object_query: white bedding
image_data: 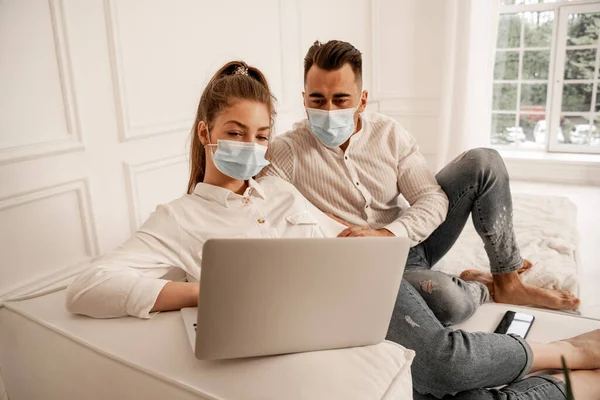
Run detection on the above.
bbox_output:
[433,194,579,295]
[0,290,414,400]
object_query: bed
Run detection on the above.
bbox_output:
[433,194,580,295]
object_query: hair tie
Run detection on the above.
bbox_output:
[234,65,249,76]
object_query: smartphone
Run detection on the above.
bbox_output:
[494,311,535,339]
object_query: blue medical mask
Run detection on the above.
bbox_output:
[206,128,270,180]
[306,102,362,147]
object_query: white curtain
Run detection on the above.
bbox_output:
[437,0,501,169]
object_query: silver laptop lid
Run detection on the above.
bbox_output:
[195,237,409,360]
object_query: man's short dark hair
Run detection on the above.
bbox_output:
[303,40,362,85]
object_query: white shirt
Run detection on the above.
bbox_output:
[260,111,449,246]
[66,177,346,319]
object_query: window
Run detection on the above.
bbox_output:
[492,0,600,154]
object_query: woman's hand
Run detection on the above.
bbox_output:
[150,282,199,312]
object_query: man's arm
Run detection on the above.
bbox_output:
[385,127,449,246]
[259,137,294,183]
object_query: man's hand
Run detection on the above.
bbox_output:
[325,213,395,237]
[338,226,395,237]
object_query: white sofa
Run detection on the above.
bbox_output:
[2,289,599,400]
[0,290,415,400]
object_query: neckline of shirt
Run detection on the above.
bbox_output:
[193,178,267,208]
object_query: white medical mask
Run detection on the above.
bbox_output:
[306,102,362,147]
[206,127,270,180]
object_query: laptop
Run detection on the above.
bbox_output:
[181,237,409,360]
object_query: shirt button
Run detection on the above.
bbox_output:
[355,182,360,186]
[345,156,348,160]
[242,198,250,204]
[365,205,369,209]
[257,218,265,224]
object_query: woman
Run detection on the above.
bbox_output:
[66,61,600,399]
[66,61,345,319]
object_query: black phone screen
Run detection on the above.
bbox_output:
[494,311,535,338]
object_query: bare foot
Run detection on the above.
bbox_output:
[459,260,534,295]
[552,369,600,400]
[530,330,600,374]
[460,270,494,294]
[518,259,534,274]
[493,271,580,310]
[558,329,600,370]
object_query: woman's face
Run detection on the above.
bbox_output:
[199,99,271,180]
[200,99,271,147]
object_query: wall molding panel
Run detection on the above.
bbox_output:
[105,0,292,142]
[124,155,188,231]
[104,0,190,142]
[0,0,84,165]
[0,179,100,257]
[0,179,100,296]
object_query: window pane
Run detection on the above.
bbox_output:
[521,83,547,108]
[564,49,597,80]
[497,14,522,49]
[493,84,518,110]
[527,116,548,145]
[491,114,520,144]
[557,115,596,145]
[524,11,554,48]
[561,84,593,112]
[593,117,600,146]
[494,51,520,80]
[567,12,600,46]
[596,94,600,112]
[519,114,544,143]
[522,50,550,79]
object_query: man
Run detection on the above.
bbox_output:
[262,40,579,324]
[258,40,593,398]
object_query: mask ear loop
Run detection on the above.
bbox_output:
[200,121,217,149]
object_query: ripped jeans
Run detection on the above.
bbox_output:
[386,148,567,399]
[406,147,524,326]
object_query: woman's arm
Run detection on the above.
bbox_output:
[66,204,198,319]
[150,282,199,312]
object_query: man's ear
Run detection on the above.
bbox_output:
[302,91,310,119]
[359,90,369,113]
[198,121,208,146]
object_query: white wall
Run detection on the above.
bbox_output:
[369,0,453,169]
[0,1,459,397]
[0,0,462,299]
[0,0,378,296]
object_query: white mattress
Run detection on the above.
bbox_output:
[433,194,579,295]
[0,290,414,400]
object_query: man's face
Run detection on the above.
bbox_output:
[303,64,368,128]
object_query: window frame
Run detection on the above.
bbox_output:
[493,0,600,155]
[548,2,600,154]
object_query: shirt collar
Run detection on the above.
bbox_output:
[247,178,267,200]
[193,178,266,207]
